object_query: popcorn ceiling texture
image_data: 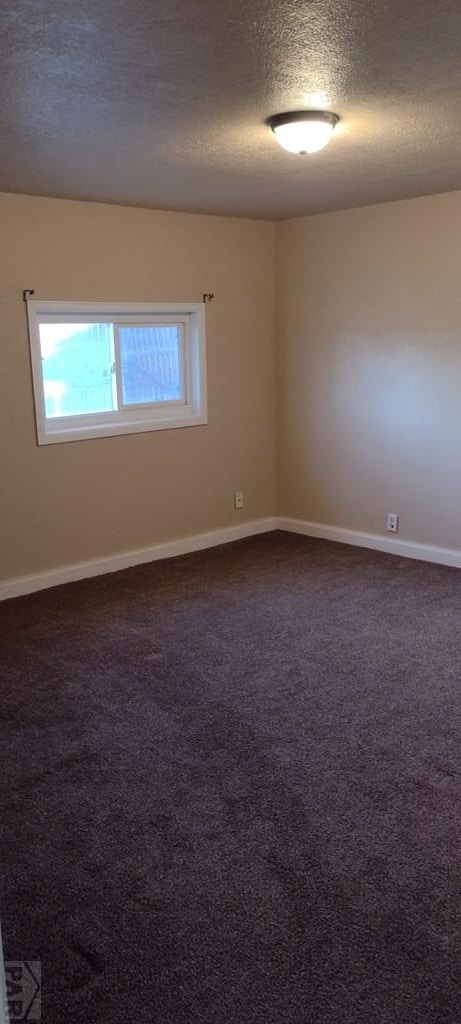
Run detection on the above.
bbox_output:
[1,0,461,218]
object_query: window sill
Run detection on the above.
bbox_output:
[38,412,208,445]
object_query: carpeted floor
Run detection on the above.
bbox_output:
[2,530,461,1023]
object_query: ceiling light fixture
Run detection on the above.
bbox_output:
[267,110,339,155]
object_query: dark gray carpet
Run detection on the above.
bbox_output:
[2,531,461,1023]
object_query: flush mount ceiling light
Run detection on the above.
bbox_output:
[267,110,339,154]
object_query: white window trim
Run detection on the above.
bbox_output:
[26,300,207,445]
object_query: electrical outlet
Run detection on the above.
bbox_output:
[234,490,244,510]
[387,513,399,533]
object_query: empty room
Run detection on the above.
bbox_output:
[2,1,461,1022]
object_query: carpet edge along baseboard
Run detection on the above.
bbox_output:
[1,515,459,600]
[0,518,278,601]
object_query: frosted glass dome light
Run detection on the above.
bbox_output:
[267,111,339,154]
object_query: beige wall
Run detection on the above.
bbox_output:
[0,194,276,581]
[277,191,461,550]
[4,187,461,584]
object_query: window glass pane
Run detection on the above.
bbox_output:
[118,325,183,405]
[39,323,114,418]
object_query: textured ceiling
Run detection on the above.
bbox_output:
[2,0,461,219]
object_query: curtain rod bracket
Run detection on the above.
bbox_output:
[202,293,214,304]
[23,289,35,302]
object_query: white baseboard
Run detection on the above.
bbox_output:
[2,514,459,601]
[0,517,278,602]
[278,516,461,569]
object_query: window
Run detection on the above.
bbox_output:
[27,300,207,444]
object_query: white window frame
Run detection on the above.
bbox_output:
[26,300,207,445]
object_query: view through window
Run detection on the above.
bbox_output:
[27,301,207,444]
